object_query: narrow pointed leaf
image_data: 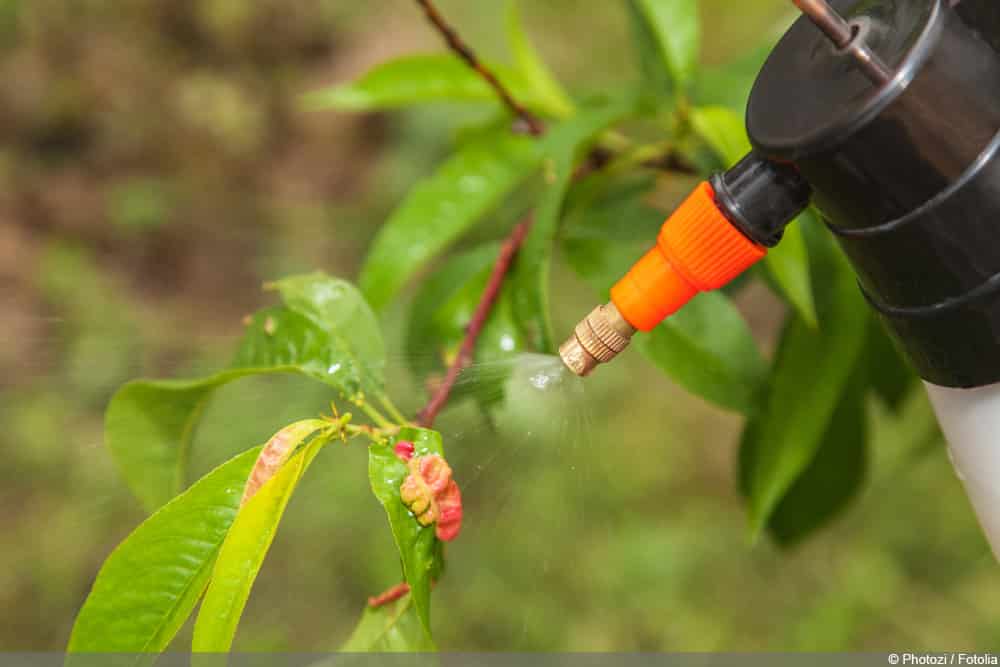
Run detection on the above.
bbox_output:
[638,292,767,414]
[745,233,869,535]
[193,423,333,652]
[359,128,543,312]
[627,0,675,106]
[341,595,436,652]
[368,427,447,639]
[68,447,260,653]
[505,0,574,118]
[741,369,868,546]
[632,0,701,90]
[300,54,530,111]
[690,106,817,327]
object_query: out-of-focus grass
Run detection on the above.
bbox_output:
[0,0,996,652]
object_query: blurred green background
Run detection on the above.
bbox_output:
[1,0,997,652]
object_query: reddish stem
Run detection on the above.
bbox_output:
[368,582,411,608]
[414,0,544,136]
[416,217,534,428]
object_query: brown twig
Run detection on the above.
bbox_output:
[368,582,411,608]
[414,0,545,136]
[416,217,534,428]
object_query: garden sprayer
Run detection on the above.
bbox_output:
[560,0,1000,557]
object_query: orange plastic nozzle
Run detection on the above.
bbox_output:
[610,181,766,332]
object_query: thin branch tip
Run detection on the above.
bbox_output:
[413,0,544,136]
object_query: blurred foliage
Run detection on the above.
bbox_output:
[1,0,997,653]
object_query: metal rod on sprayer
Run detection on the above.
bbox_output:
[792,0,893,84]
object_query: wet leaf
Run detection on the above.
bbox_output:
[512,99,637,352]
[193,423,333,651]
[359,128,542,312]
[690,106,817,327]
[744,231,869,536]
[266,272,386,388]
[368,427,447,639]
[505,0,574,118]
[341,595,436,652]
[632,0,701,90]
[301,54,530,111]
[68,447,260,653]
[107,275,383,511]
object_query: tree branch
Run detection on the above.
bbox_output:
[416,217,533,428]
[414,0,545,136]
[368,582,411,608]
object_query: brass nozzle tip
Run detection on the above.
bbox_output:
[558,302,637,377]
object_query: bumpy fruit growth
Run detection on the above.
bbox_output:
[397,450,463,542]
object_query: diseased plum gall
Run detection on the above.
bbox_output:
[397,451,463,542]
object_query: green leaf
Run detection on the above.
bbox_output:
[741,369,868,546]
[505,0,574,119]
[368,427,447,639]
[638,292,767,414]
[266,272,386,388]
[108,275,384,511]
[300,54,529,112]
[744,232,869,536]
[341,595,436,652]
[68,447,260,653]
[627,0,675,107]
[512,99,637,351]
[690,106,817,326]
[359,128,542,312]
[632,0,701,90]
[406,244,524,410]
[193,423,333,652]
[562,173,664,293]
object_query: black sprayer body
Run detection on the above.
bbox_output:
[747,0,1000,388]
